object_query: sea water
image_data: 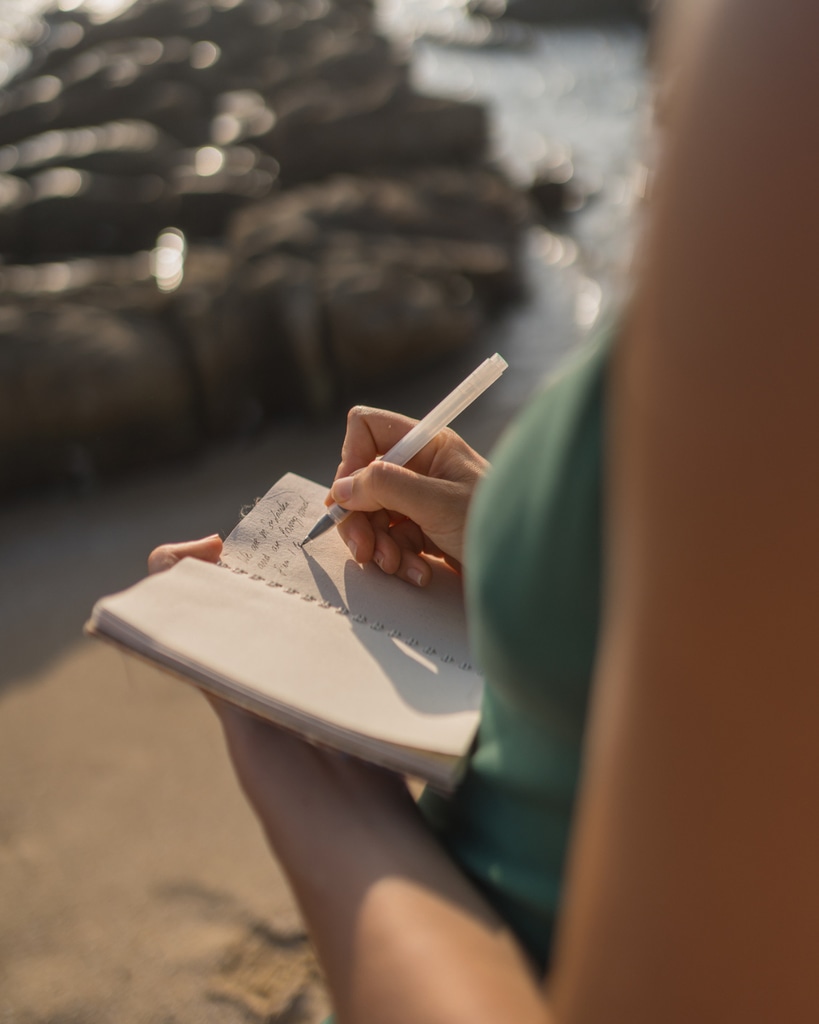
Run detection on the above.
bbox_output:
[374,0,649,436]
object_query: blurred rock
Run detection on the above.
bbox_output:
[411,9,533,51]
[223,169,525,400]
[0,0,532,497]
[0,40,212,147]
[259,90,488,186]
[0,303,199,497]
[162,242,296,437]
[528,154,597,219]
[160,168,527,433]
[322,261,483,390]
[7,167,171,259]
[467,0,652,25]
[228,169,525,265]
[0,173,30,253]
[0,251,162,313]
[169,144,280,239]
[0,120,177,178]
[218,253,333,422]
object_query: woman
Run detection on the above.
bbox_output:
[149,1,819,1019]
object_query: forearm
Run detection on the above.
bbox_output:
[225,718,551,1024]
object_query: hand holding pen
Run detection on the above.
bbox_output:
[301,354,507,587]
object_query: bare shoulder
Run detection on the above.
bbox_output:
[550,2,819,1021]
[617,0,819,654]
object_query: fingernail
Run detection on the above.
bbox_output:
[407,568,424,587]
[333,476,354,504]
[348,541,358,562]
[374,550,384,570]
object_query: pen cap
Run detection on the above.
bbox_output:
[381,353,508,467]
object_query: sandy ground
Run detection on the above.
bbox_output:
[0,262,580,1024]
[0,418,347,1024]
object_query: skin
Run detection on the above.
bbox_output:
[327,405,488,586]
[147,1,819,1019]
[149,534,547,1024]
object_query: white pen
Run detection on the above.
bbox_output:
[299,353,508,547]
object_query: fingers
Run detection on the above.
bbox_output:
[147,534,223,575]
[370,517,432,587]
[335,510,432,587]
[332,461,427,516]
[334,461,462,533]
[336,406,416,477]
[333,406,438,484]
[327,404,486,582]
[382,536,433,587]
[331,460,472,572]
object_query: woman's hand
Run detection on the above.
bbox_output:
[147,534,223,574]
[329,406,488,587]
[145,535,409,833]
[143,537,546,1024]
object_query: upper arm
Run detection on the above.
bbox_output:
[549,2,819,1020]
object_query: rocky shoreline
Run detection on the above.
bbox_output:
[0,0,540,498]
[467,0,652,26]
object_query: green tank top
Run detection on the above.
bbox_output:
[420,333,609,971]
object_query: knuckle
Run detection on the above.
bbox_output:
[147,546,173,573]
[346,404,372,424]
[368,459,395,489]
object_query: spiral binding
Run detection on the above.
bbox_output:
[218,560,473,673]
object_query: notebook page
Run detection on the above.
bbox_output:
[220,473,474,669]
[94,556,482,756]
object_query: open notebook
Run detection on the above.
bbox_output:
[86,473,484,792]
